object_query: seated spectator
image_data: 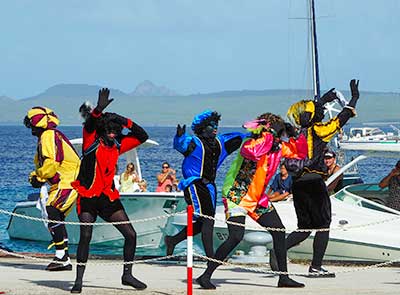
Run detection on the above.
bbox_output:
[138,180,148,192]
[172,182,181,192]
[156,162,176,192]
[267,163,293,202]
[119,163,140,192]
[379,160,400,211]
[324,150,343,194]
[165,184,173,192]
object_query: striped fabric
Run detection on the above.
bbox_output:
[27,106,60,129]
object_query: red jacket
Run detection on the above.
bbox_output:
[72,110,148,201]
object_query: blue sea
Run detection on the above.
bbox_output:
[0,125,398,255]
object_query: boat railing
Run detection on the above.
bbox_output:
[334,184,400,215]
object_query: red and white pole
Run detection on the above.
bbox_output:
[187,205,193,295]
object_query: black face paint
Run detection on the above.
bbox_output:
[202,121,218,139]
[31,126,44,137]
[299,112,313,127]
[23,116,31,129]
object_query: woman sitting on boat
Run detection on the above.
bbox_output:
[197,113,307,289]
[119,162,140,192]
[71,88,149,293]
[155,161,177,192]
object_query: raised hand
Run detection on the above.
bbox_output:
[320,88,337,104]
[350,79,359,99]
[176,124,186,137]
[96,88,114,112]
[348,79,360,107]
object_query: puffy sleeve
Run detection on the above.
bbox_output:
[35,130,61,180]
[173,133,194,155]
[313,106,354,143]
[240,132,273,161]
[119,120,149,155]
[281,133,308,159]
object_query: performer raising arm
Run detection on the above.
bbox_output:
[71,88,148,293]
[164,110,246,260]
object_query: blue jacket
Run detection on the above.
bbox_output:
[174,132,246,190]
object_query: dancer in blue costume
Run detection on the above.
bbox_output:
[164,110,246,258]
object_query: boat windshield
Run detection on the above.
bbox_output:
[368,128,385,136]
[334,183,399,215]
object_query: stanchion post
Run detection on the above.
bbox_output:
[187,205,193,295]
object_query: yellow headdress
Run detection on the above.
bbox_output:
[286,100,315,126]
[26,106,60,129]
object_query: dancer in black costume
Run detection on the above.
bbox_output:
[279,79,360,276]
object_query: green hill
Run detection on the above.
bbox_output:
[1,84,399,126]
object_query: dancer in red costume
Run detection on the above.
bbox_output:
[71,88,148,293]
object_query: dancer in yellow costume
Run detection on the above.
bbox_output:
[24,106,80,271]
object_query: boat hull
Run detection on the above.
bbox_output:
[339,141,400,152]
[7,192,187,256]
[171,196,400,262]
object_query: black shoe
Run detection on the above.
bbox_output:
[269,249,279,272]
[122,274,147,290]
[308,266,336,278]
[71,282,82,294]
[278,276,305,288]
[196,274,216,289]
[46,254,72,271]
[164,235,175,256]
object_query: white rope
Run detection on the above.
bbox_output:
[0,248,185,266]
[195,212,400,233]
[0,208,185,226]
[193,252,400,276]
[2,248,397,277]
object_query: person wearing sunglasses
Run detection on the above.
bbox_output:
[156,162,176,192]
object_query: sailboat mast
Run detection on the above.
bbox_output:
[310,0,321,100]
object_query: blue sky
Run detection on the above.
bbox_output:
[0,0,399,98]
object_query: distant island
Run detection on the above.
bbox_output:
[1,81,399,126]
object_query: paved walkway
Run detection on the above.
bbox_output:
[0,257,399,294]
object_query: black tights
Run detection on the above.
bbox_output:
[74,209,137,283]
[46,206,67,250]
[203,210,288,277]
[168,217,215,258]
[286,230,329,268]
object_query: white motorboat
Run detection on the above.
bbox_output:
[6,138,187,256]
[339,126,400,152]
[169,153,400,263]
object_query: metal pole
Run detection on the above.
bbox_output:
[310,0,321,100]
[187,205,193,295]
